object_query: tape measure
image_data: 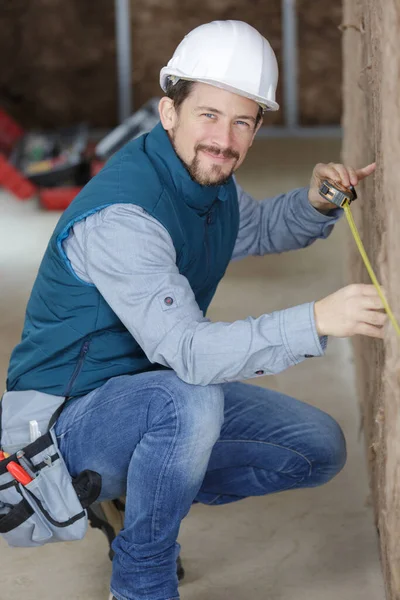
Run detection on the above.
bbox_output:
[318,179,400,338]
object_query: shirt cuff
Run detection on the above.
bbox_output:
[278,301,326,363]
[319,335,328,351]
[298,186,343,222]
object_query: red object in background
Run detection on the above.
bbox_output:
[0,154,38,200]
[0,108,99,209]
[0,109,24,155]
[39,186,83,210]
[0,109,38,200]
[90,159,106,177]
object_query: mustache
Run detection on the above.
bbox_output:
[196,144,240,161]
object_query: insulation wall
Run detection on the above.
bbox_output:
[342,1,400,598]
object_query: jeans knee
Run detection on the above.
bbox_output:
[177,380,225,445]
[314,414,347,482]
[149,373,225,447]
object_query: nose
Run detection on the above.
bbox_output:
[211,121,234,150]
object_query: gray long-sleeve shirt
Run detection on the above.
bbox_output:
[62,180,342,385]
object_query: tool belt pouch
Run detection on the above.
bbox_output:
[0,391,101,547]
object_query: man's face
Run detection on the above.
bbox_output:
[160,83,262,186]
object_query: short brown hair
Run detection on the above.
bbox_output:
[165,78,263,128]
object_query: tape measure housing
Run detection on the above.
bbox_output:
[319,180,357,208]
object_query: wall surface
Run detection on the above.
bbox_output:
[0,0,341,128]
[342,1,400,598]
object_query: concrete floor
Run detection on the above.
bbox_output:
[0,138,385,600]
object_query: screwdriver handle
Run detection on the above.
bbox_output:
[6,461,33,485]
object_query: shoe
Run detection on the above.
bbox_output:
[176,555,185,581]
[108,556,184,599]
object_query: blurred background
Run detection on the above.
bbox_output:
[0,0,342,129]
[0,2,386,600]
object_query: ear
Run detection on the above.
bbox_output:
[250,116,263,147]
[158,97,178,131]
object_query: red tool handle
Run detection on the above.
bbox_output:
[6,461,33,485]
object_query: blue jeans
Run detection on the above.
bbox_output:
[54,371,346,600]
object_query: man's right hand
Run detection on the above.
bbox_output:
[314,284,387,339]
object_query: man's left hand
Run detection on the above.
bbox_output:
[308,161,376,212]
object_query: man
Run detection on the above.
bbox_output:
[6,20,385,600]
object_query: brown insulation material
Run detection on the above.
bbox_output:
[342,1,400,598]
[297,0,342,125]
[1,0,341,128]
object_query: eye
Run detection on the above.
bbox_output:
[235,120,250,127]
[202,113,216,119]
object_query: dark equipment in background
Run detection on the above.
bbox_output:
[0,103,160,210]
[87,499,185,581]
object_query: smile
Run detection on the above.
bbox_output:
[201,150,234,163]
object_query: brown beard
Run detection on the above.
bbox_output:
[170,132,239,186]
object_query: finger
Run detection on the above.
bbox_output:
[356,322,385,339]
[355,162,376,181]
[358,283,383,297]
[360,310,388,327]
[314,163,343,184]
[332,163,352,188]
[347,166,359,186]
[362,295,385,310]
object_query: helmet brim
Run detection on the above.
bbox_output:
[160,70,279,112]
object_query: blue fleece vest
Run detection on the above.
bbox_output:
[7,123,239,398]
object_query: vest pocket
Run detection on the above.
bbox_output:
[64,338,91,397]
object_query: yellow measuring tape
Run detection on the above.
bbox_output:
[342,199,400,338]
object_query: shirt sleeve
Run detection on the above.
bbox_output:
[73,204,327,386]
[231,178,343,261]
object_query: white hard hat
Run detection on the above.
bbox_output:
[160,20,279,112]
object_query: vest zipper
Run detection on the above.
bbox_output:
[64,339,91,398]
[204,201,217,277]
[205,212,212,273]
